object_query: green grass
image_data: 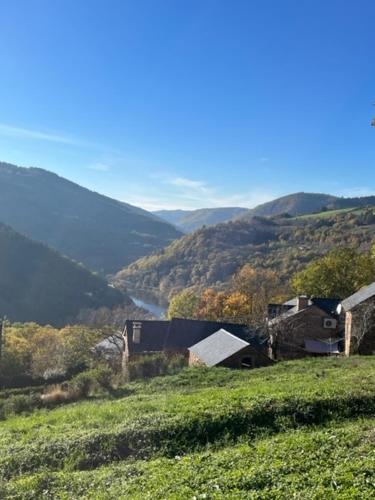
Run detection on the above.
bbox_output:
[3,418,375,499]
[294,206,375,220]
[2,357,375,497]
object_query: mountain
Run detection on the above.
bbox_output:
[115,207,375,300]
[0,223,129,326]
[238,192,339,220]
[154,207,249,232]
[0,162,182,274]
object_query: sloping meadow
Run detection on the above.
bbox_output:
[1,357,375,497]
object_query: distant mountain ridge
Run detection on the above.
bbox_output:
[155,192,375,232]
[154,207,249,232]
[0,162,182,274]
[238,192,339,220]
[0,223,128,326]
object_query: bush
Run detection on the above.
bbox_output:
[3,394,41,415]
[90,366,114,391]
[127,353,186,381]
[41,386,73,406]
[67,366,115,399]
[42,367,67,384]
[69,372,93,398]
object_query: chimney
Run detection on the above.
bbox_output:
[132,321,142,344]
[296,296,309,311]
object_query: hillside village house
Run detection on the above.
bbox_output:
[340,282,375,355]
[122,318,272,371]
[268,296,342,360]
[117,286,375,373]
[188,328,272,368]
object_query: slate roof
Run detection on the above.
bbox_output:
[188,329,250,367]
[164,318,252,350]
[341,282,375,311]
[124,320,169,353]
[282,297,340,315]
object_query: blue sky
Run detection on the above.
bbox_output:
[0,0,374,210]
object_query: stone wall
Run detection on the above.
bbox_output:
[271,305,341,360]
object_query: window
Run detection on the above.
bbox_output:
[241,356,253,368]
[132,322,142,344]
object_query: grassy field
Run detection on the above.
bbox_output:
[294,206,375,220]
[2,357,375,498]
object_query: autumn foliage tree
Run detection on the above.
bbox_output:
[291,248,375,299]
[0,323,104,386]
[167,290,199,320]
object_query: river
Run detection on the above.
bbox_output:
[130,296,167,319]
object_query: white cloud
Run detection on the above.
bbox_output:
[121,174,278,212]
[0,122,123,156]
[259,157,269,163]
[88,162,110,172]
[168,177,209,192]
[0,123,83,146]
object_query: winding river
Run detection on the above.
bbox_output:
[130,296,167,319]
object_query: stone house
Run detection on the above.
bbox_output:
[188,328,273,369]
[268,296,342,360]
[340,282,375,355]
[122,319,170,369]
[121,317,258,369]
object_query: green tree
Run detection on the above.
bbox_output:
[167,290,199,320]
[291,248,375,299]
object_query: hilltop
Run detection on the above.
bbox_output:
[115,207,375,300]
[2,357,375,497]
[154,207,249,232]
[0,162,182,274]
[0,223,128,326]
[155,192,375,232]
[238,192,338,220]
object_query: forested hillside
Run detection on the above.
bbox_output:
[238,192,338,220]
[0,223,128,326]
[0,162,182,274]
[116,208,375,300]
[154,207,249,232]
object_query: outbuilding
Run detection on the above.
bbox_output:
[188,328,272,369]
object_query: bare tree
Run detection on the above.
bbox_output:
[267,313,312,360]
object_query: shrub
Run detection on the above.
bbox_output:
[41,386,73,406]
[3,394,41,415]
[127,353,186,381]
[67,367,115,399]
[68,372,93,398]
[90,366,114,391]
[42,367,67,384]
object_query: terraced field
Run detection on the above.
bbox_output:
[2,357,375,498]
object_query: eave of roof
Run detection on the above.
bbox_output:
[341,282,375,311]
[188,328,250,367]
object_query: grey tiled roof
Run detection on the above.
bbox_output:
[188,328,250,367]
[165,318,252,350]
[282,297,340,315]
[341,282,375,311]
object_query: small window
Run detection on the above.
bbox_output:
[241,356,253,368]
[132,322,142,344]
